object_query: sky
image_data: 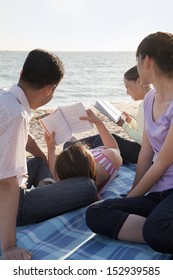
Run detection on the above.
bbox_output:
[0,0,172,51]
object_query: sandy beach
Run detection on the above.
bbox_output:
[28,102,138,157]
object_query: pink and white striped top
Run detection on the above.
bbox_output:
[90,146,118,176]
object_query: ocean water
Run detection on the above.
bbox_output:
[0,51,136,108]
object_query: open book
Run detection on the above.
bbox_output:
[40,102,93,145]
[94,100,125,123]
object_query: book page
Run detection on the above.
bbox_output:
[94,100,121,122]
[40,109,72,145]
[59,103,93,133]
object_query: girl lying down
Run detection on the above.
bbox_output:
[43,109,122,197]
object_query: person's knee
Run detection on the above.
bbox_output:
[143,215,173,253]
[86,199,126,238]
[30,156,43,166]
[89,181,97,201]
[79,177,97,205]
[86,202,102,233]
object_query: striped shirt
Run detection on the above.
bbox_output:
[90,146,117,176]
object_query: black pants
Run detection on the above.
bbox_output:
[86,189,173,254]
[78,134,141,164]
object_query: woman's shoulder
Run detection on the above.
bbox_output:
[145,88,155,100]
[144,88,155,109]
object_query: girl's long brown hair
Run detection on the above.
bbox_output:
[55,143,96,181]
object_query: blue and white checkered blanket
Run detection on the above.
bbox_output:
[15,164,171,260]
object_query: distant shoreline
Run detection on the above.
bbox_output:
[0,50,136,53]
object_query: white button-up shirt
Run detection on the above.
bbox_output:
[0,84,32,186]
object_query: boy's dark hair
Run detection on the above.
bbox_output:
[20,49,64,89]
[124,65,139,81]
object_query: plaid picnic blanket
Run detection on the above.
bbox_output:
[14,164,171,260]
[16,208,170,260]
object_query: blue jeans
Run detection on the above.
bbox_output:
[16,157,97,226]
[86,189,173,254]
[17,177,96,226]
[27,157,53,188]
